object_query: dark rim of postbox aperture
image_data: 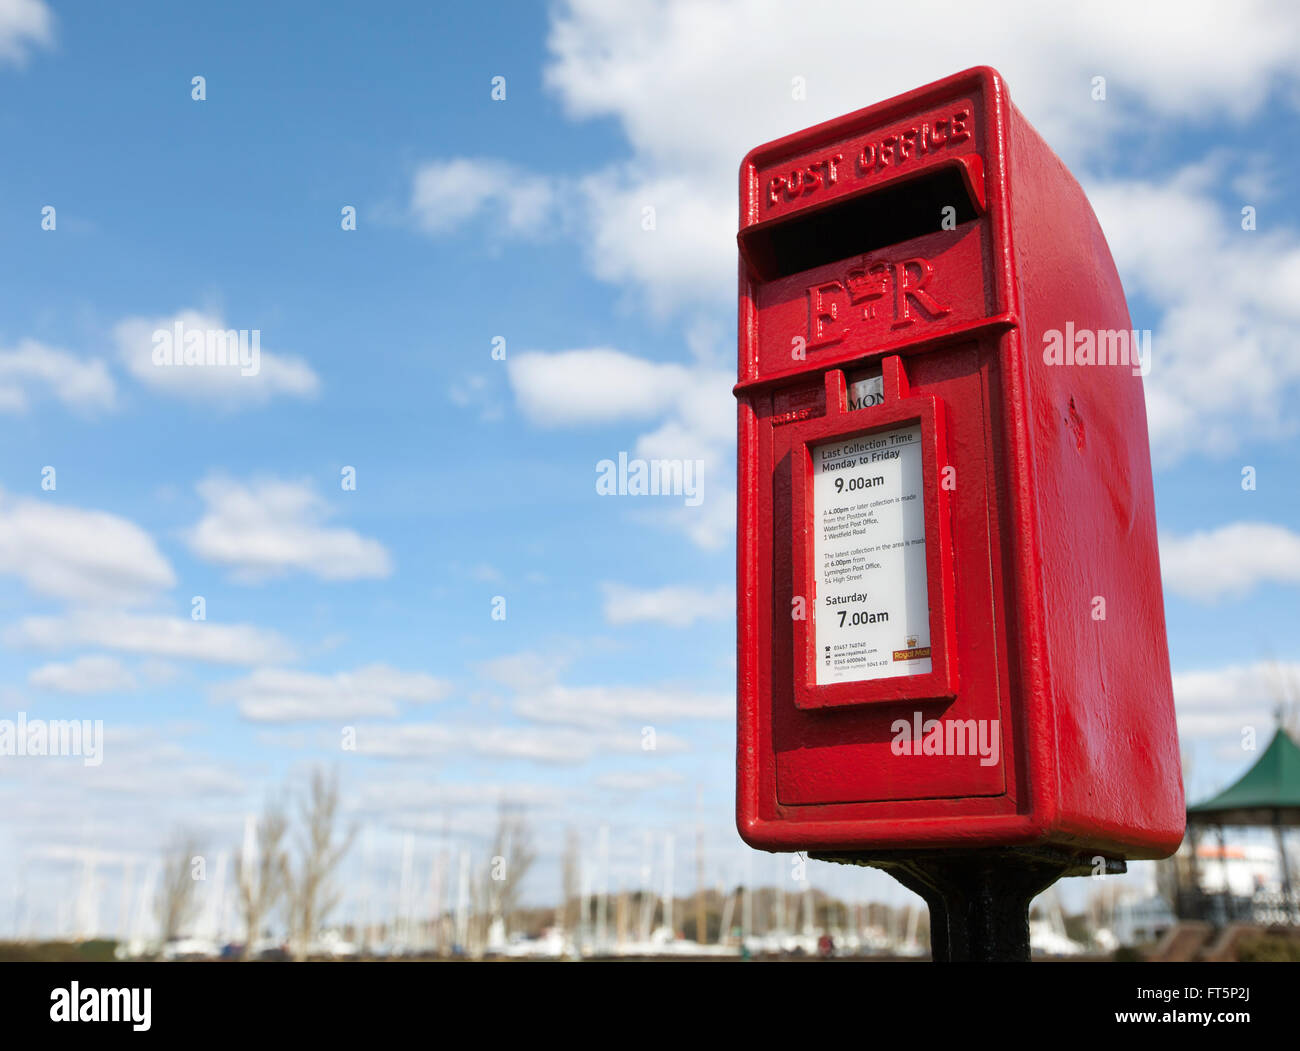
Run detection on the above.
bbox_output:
[744,165,979,281]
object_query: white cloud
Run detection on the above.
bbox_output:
[576,167,736,317]
[479,646,733,732]
[353,778,573,814]
[0,493,175,605]
[137,659,181,685]
[448,373,504,422]
[1087,163,1300,462]
[602,582,731,627]
[28,655,137,694]
[1162,522,1300,601]
[0,722,252,911]
[508,348,695,427]
[0,725,250,819]
[214,664,452,723]
[0,0,53,67]
[1172,660,1298,740]
[628,359,736,549]
[114,309,320,408]
[538,0,1300,317]
[410,158,559,237]
[506,347,735,548]
[462,1,1300,547]
[593,769,685,793]
[350,721,686,764]
[479,650,570,691]
[187,475,393,582]
[545,1,1300,169]
[0,340,116,413]
[448,2,1300,472]
[9,611,296,665]
[513,682,732,729]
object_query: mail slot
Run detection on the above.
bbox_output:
[734,67,1184,859]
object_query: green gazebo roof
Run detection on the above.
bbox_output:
[1187,727,1300,827]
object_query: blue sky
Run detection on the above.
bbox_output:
[1,0,1299,938]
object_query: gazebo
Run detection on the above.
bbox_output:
[1181,726,1300,925]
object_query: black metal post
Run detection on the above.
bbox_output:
[1183,824,1202,919]
[813,847,1125,961]
[1216,824,1233,922]
[1274,816,1294,924]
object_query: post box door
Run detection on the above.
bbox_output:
[767,340,1010,806]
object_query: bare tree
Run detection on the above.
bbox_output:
[1154,853,1182,910]
[154,833,201,945]
[286,769,355,959]
[480,802,537,944]
[235,802,289,959]
[560,826,580,934]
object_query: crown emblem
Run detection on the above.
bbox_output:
[844,261,890,304]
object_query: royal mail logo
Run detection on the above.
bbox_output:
[892,646,931,662]
[771,406,816,427]
[806,256,950,348]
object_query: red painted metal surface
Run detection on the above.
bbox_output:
[735,66,1184,858]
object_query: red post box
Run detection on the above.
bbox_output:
[735,67,1183,868]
